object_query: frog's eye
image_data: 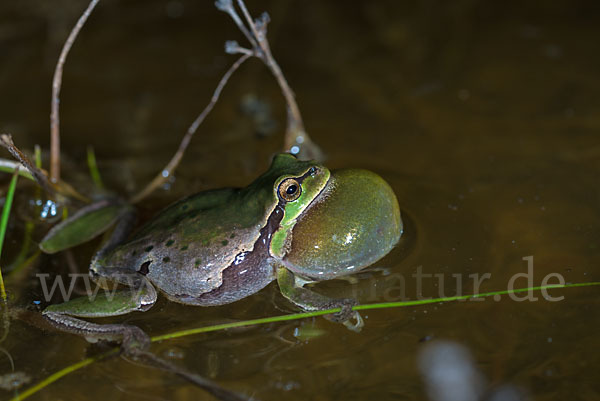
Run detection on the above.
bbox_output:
[278,178,302,202]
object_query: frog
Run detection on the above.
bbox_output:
[40,153,402,351]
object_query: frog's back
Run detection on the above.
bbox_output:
[101,188,274,298]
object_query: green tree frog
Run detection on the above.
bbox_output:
[41,153,402,349]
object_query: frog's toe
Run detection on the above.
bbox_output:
[325,298,363,331]
[342,311,364,332]
[325,298,356,321]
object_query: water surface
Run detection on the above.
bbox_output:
[0,1,599,400]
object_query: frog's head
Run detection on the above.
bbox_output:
[266,154,403,280]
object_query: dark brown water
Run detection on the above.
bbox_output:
[1,1,599,400]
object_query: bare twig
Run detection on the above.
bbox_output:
[133,0,325,204]
[235,1,266,53]
[129,53,252,204]
[50,0,101,183]
[225,40,253,56]
[0,135,89,203]
[218,0,323,160]
[0,135,55,197]
[215,0,258,50]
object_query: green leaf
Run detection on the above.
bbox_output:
[40,200,129,254]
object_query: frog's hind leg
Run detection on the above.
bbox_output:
[276,266,364,332]
[42,272,157,355]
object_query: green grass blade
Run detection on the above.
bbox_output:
[0,169,19,303]
[40,201,128,254]
[6,250,41,282]
[34,145,42,169]
[7,146,42,274]
[11,349,118,401]
[6,222,34,273]
[10,281,600,401]
[0,169,19,344]
[86,146,104,189]
[0,160,34,181]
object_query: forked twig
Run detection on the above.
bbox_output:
[48,0,320,205]
[129,53,252,204]
[50,0,101,182]
[217,0,323,160]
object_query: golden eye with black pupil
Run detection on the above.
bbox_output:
[278,178,302,202]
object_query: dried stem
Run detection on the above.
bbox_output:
[0,134,55,197]
[218,0,323,160]
[215,0,258,50]
[129,53,251,204]
[50,0,100,182]
[0,135,89,203]
[237,2,304,138]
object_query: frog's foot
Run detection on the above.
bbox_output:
[276,266,364,332]
[322,298,364,332]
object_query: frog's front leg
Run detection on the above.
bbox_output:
[276,266,364,332]
[42,269,157,356]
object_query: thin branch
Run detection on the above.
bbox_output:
[225,40,253,56]
[235,0,263,47]
[0,135,55,197]
[235,2,303,131]
[215,0,258,50]
[129,53,252,204]
[0,135,89,203]
[218,0,323,160]
[50,0,100,183]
